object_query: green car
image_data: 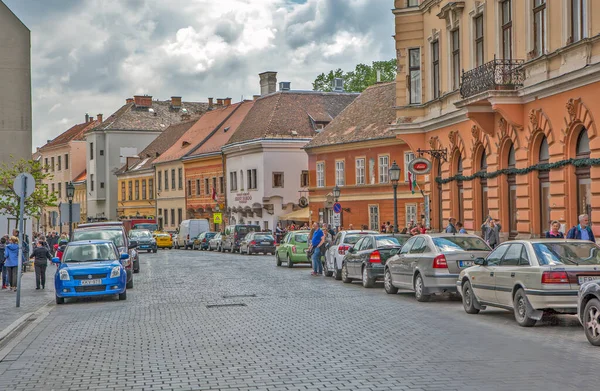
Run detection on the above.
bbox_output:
[276,230,312,268]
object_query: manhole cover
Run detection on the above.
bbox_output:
[222,294,257,299]
[206,303,247,308]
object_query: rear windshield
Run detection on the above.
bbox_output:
[294,233,308,243]
[156,234,170,238]
[129,230,152,239]
[236,226,260,235]
[533,242,600,265]
[376,237,402,247]
[205,233,216,238]
[254,234,274,240]
[433,237,490,252]
[73,229,125,248]
[344,234,368,244]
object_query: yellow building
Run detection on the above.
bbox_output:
[72,170,87,226]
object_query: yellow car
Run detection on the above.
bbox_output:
[153,232,173,249]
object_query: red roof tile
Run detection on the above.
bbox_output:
[73,169,86,183]
[39,120,99,151]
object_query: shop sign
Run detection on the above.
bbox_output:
[235,192,252,204]
[408,157,432,175]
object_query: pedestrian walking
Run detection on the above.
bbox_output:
[566,214,595,242]
[0,237,6,289]
[481,216,501,249]
[309,222,324,276]
[545,220,564,238]
[30,240,53,290]
[445,218,457,233]
[457,222,467,234]
[4,236,20,292]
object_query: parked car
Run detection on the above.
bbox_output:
[239,232,276,255]
[154,232,173,249]
[209,233,222,251]
[459,239,600,327]
[385,234,491,302]
[129,229,157,253]
[340,234,405,288]
[52,240,128,304]
[222,224,261,253]
[275,230,310,267]
[176,219,210,249]
[324,230,379,279]
[193,232,217,250]
[73,222,136,288]
[578,279,600,346]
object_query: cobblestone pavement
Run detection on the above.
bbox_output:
[0,249,598,391]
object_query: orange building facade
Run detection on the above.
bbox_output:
[183,154,225,231]
[392,0,600,239]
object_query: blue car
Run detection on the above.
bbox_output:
[52,240,129,304]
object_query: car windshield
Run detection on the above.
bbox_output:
[533,242,600,265]
[344,234,368,244]
[254,234,274,240]
[376,237,401,247]
[294,233,308,243]
[63,243,118,263]
[129,230,152,239]
[433,237,490,252]
[206,233,216,238]
[73,230,125,247]
[237,226,259,235]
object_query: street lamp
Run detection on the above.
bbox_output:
[66,182,75,240]
[332,185,341,202]
[389,161,401,233]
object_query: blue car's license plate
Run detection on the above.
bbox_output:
[80,279,102,285]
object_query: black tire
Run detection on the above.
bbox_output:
[361,266,375,288]
[341,263,352,283]
[462,281,480,314]
[153,249,157,253]
[126,278,134,290]
[119,291,127,300]
[247,247,252,255]
[384,268,398,294]
[147,250,151,253]
[513,288,537,327]
[583,298,600,346]
[55,296,64,305]
[414,273,430,302]
[333,261,341,280]
[276,252,282,267]
[133,260,140,273]
[287,254,294,268]
[323,258,333,277]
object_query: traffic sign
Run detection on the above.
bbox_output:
[408,157,432,175]
[333,202,342,214]
[213,213,222,224]
[332,213,341,227]
[13,173,35,198]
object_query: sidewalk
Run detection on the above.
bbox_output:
[0,265,55,338]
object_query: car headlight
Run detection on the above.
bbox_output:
[59,269,70,281]
[151,239,156,244]
[110,266,121,278]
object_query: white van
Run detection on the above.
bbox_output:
[176,219,210,249]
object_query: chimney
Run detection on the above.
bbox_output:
[89,116,94,122]
[133,95,152,108]
[253,95,261,101]
[216,98,224,106]
[332,78,344,92]
[85,113,90,123]
[171,96,182,108]
[97,114,103,123]
[259,71,277,95]
[224,97,232,106]
[126,98,134,104]
[279,82,291,91]
[208,97,214,109]
[126,156,136,170]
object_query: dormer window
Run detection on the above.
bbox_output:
[182,141,191,148]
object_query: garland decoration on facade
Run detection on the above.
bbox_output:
[435,157,600,184]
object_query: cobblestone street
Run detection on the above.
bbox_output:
[0,249,598,391]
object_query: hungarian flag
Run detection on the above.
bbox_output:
[212,186,218,202]
[408,172,417,194]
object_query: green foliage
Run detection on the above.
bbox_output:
[0,158,57,220]
[312,59,397,93]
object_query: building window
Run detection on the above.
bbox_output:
[142,180,147,200]
[369,205,380,231]
[230,172,238,191]
[164,210,168,226]
[158,209,162,216]
[171,169,175,190]
[65,154,69,170]
[273,172,284,188]
[57,156,61,171]
[205,178,210,195]
[501,0,512,59]
[316,162,325,187]
[507,144,518,239]
[90,174,94,191]
[431,41,440,99]
[576,128,591,221]
[301,170,309,187]
[356,158,365,185]
[404,152,416,182]
[408,48,421,104]
[51,157,55,171]
[135,180,140,200]
[187,180,192,196]
[158,171,162,191]
[178,168,183,189]
[533,0,546,57]
[52,183,55,194]
[100,182,104,189]
[379,156,389,184]
[149,179,154,199]
[196,179,200,195]
[571,0,586,43]
[406,204,417,226]
[219,176,224,194]
[44,158,48,172]
[171,209,175,226]
[240,170,244,190]
[128,181,132,200]
[99,150,104,156]
[212,177,217,195]
[407,0,418,6]
[451,29,460,90]
[538,136,550,234]
[474,15,484,66]
[335,161,345,186]
[90,143,94,160]
[178,208,183,226]
[58,183,62,199]
[247,169,257,190]
[164,170,168,190]
[121,182,125,201]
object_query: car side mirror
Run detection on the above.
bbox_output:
[128,240,138,249]
[120,253,130,260]
[348,247,356,254]
[474,257,487,266]
[51,257,60,264]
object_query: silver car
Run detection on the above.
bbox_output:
[458,239,600,327]
[384,234,491,302]
[324,230,378,279]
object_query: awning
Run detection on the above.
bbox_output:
[279,208,309,222]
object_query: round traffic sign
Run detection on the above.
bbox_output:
[408,157,432,175]
[13,173,35,198]
[333,202,342,214]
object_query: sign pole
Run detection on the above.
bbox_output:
[16,175,27,308]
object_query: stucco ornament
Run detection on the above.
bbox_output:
[471,125,480,141]
[448,130,458,148]
[529,109,539,130]
[566,99,577,122]
[429,137,437,149]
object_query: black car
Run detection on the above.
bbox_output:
[193,232,217,250]
[239,232,276,255]
[578,280,600,346]
[129,229,157,254]
[341,234,406,288]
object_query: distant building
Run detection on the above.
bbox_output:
[72,169,87,225]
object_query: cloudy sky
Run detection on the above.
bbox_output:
[4,0,395,150]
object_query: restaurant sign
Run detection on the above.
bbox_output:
[235,192,253,204]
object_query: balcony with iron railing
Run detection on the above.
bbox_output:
[459,56,525,99]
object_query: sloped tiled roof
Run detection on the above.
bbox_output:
[39,120,99,152]
[89,99,208,133]
[115,119,197,175]
[304,82,396,149]
[73,169,87,183]
[225,91,358,145]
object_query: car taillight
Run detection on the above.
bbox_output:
[541,271,569,284]
[338,245,350,255]
[369,250,381,263]
[433,254,448,269]
[187,234,190,240]
[202,238,206,242]
[292,246,296,253]
[250,241,256,246]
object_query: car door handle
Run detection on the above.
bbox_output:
[489,272,494,277]
[510,272,515,277]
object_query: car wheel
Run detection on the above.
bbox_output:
[513,288,537,327]
[341,263,352,283]
[287,254,294,268]
[584,298,600,346]
[119,291,127,301]
[384,268,398,294]
[126,278,134,290]
[323,259,333,277]
[362,266,375,288]
[462,281,480,314]
[55,296,64,305]
[276,252,282,267]
[147,250,151,253]
[414,273,430,302]
[247,246,252,255]
[153,249,157,253]
[333,261,341,280]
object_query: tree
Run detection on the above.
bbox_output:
[0,158,57,222]
[312,59,397,93]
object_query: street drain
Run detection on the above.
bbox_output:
[222,294,257,299]
[206,303,247,308]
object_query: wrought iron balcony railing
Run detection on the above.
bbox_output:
[459,57,525,99]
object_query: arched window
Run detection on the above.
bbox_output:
[457,155,464,224]
[507,143,518,239]
[436,159,443,231]
[480,150,488,226]
[576,128,591,221]
[538,136,550,234]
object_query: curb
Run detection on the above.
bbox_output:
[0,299,53,344]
